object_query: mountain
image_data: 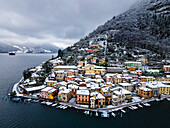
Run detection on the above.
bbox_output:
[70,0,169,58]
[0,42,60,53]
[91,0,169,53]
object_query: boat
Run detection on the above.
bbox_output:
[137,103,143,108]
[52,103,58,107]
[128,106,134,110]
[166,98,170,101]
[32,100,39,103]
[12,98,21,102]
[95,112,98,117]
[9,51,16,55]
[121,109,126,113]
[90,112,92,116]
[111,112,116,117]
[46,102,53,106]
[101,111,109,118]
[41,101,46,104]
[62,106,68,109]
[132,106,138,110]
[143,103,150,106]
[156,98,160,101]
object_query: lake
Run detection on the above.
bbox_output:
[0,53,170,128]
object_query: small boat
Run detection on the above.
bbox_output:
[138,103,143,108]
[62,106,68,109]
[52,103,58,107]
[121,109,126,113]
[166,98,170,101]
[32,100,39,103]
[128,106,134,110]
[156,98,160,101]
[86,111,89,115]
[46,102,53,106]
[101,111,109,118]
[12,98,21,102]
[111,112,116,117]
[41,101,46,104]
[132,106,138,110]
[9,51,16,55]
[90,112,92,116]
[143,103,150,106]
[95,112,98,117]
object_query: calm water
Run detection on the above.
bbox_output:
[0,54,170,128]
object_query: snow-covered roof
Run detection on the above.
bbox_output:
[139,87,152,91]
[77,90,89,95]
[119,83,132,87]
[25,85,46,92]
[54,65,77,69]
[96,93,105,99]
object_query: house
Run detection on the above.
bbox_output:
[45,78,57,87]
[111,87,132,101]
[54,65,77,72]
[128,67,136,71]
[138,87,152,99]
[156,76,170,82]
[69,85,79,98]
[91,57,97,63]
[90,97,96,108]
[55,70,65,81]
[139,57,148,64]
[146,69,159,76]
[94,66,106,75]
[141,76,154,82]
[76,90,90,104]
[58,89,71,102]
[138,66,149,71]
[118,83,133,92]
[78,61,84,67]
[163,65,170,71]
[96,93,105,108]
[136,70,142,76]
[87,49,93,53]
[46,88,57,99]
[41,87,54,99]
[124,61,142,68]
[99,58,105,64]
[159,84,170,95]
[112,95,119,106]
[146,82,159,97]
[65,76,75,82]
[84,64,95,78]
[113,74,122,84]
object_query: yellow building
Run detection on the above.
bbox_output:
[139,58,148,64]
[91,57,97,63]
[159,84,170,95]
[138,87,152,99]
[85,64,95,74]
[78,61,84,67]
[99,58,105,64]
[41,87,57,100]
[96,93,105,108]
[46,80,57,87]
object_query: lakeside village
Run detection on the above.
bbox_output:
[10,35,170,118]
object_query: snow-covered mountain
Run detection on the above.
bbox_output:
[0,42,60,53]
[81,0,169,55]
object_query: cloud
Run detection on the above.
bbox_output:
[0,0,139,48]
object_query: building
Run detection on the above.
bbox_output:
[41,87,57,99]
[96,93,105,108]
[54,65,77,72]
[76,90,90,104]
[146,82,159,97]
[139,57,148,64]
[163,65,170,71]
[141,76,154,82]
[124,61,142,68]
[159,84,170,95]
[55,70,65,81]
[90,97,96,108]
[138,87,152,99]
[146,70,159,76]
[128,67,136,71]
[58,89,71,102]
[118,83,134,92]
[78,61,84,67]
[112,95,119,106]
[99,58,105,64]
[138,66,149,71]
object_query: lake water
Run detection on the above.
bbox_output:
[0,54,170,128]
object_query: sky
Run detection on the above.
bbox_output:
[0,0,139,49]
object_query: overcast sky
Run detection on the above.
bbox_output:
[0,0,139,48]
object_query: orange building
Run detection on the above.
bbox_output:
[76,90,89,104]
[163,65,170,71]
[138,87,152,99]
[65,76,75,82]
[128,67,136,71]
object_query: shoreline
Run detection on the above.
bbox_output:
[10,80,170,112]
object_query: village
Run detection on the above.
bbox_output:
[10,34,170,118]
